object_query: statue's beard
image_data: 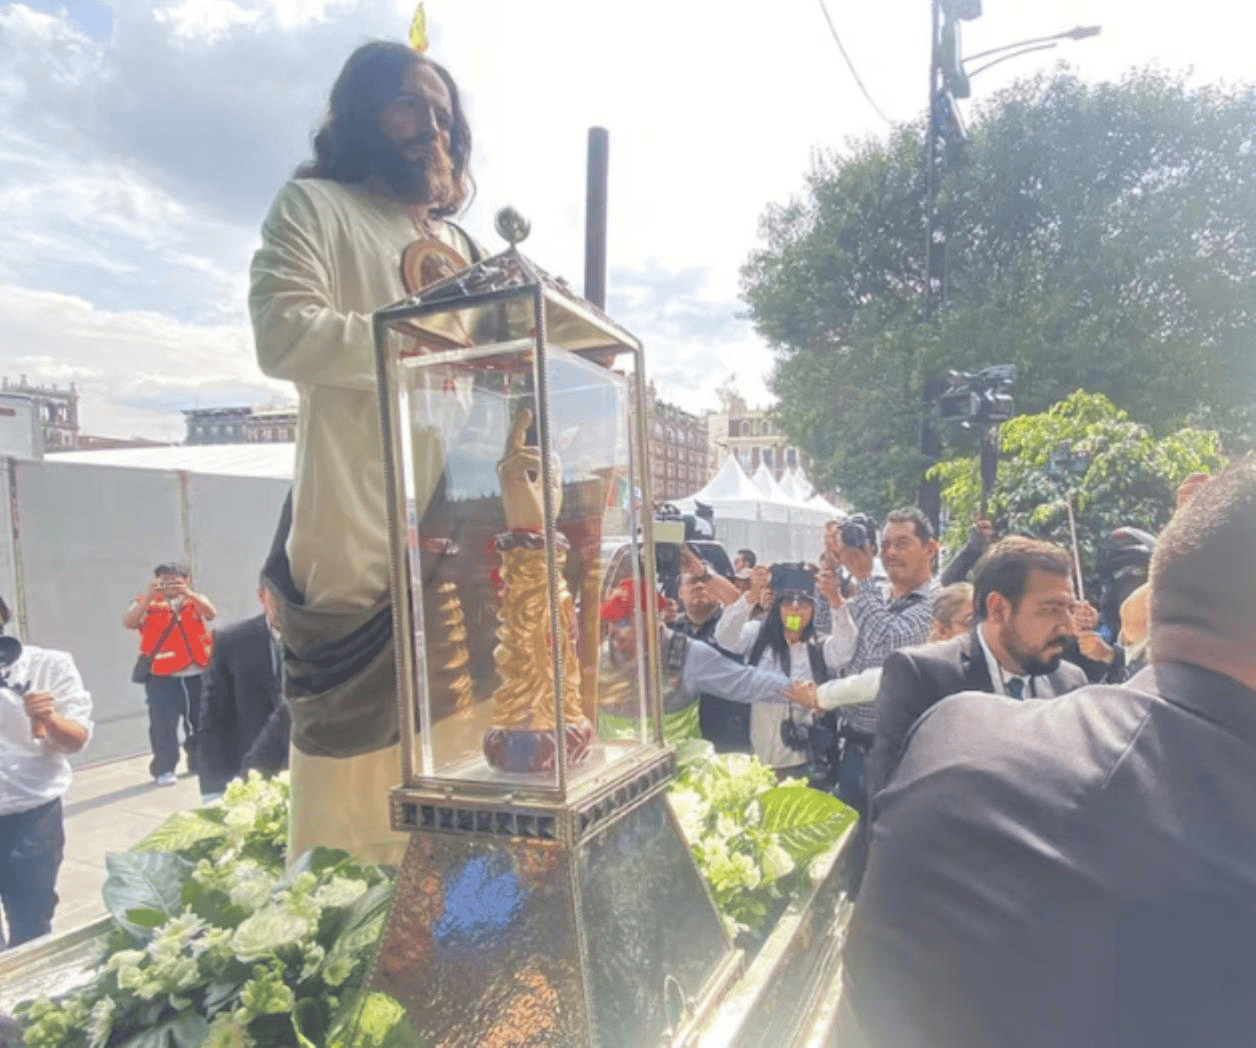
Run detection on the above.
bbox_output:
[370,131,456,208]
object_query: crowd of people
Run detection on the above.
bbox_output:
[644,461,1256,1045]
[5,33,1255,1047]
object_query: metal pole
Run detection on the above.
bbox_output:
[978,424,998,519]
[584,127,609,309]
[918,0,943,531]
[1063,492,1086,604]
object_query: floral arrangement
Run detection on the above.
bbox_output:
[15,748,855,1044]
[668,740,857,938]
[16,775,414,1048]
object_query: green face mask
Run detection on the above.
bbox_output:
[785,613,804,632]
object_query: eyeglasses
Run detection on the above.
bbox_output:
[777,591,814,606]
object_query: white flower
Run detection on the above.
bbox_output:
[312,876,369,910]
[86,997,116,1048]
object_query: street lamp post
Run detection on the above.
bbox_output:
[917,8,1101,532]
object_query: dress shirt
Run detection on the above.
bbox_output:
[976,625,1056,700]
[840,576,939,732]
[0,645,93,816]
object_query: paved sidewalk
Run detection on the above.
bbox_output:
[54,754,202,934]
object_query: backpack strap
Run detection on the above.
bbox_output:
[806,642,832,685]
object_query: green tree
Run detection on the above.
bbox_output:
[930,391,1226,581]
[742,68,1256,517]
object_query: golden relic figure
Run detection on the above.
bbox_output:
[484,405,593,772]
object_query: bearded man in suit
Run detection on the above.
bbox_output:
[865,536,1088,803]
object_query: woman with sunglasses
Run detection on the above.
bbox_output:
[714,563,856,776]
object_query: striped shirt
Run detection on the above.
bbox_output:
[839,576,939,733]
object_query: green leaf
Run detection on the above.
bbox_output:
[673,737,715,772]
[758,787,858,867]
[330,990,425,1048]
[103,851,192,940]
[201,979,245,1017]
[124,906,168,930]
[113,1012,208,1048]
[131,809,227,856]
[292,998,326,1048]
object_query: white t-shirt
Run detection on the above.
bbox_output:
[0,645,93,817]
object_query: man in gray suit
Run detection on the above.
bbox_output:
[837,460,1256,1048]
[866,536,1089,802]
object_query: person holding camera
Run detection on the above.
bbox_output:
[0,595,92,948]
[670,546,753,751]
[599,579,819,743]
[826,508,940,809]
[714,562,855,775]
[123,563,216,787]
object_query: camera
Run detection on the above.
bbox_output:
[653,502,720,600]
[781,710,842,791]
[840,513,879,554]
[939,364,1016,427]
[0,635,27,696]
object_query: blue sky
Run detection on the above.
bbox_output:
[1,0,1252,441]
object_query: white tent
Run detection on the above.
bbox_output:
[789,467,816,501]
[52,443,295,479]
[676,455,787,521]
[807,492,843,517]
[751,462,794,505]
[667,458,823,563]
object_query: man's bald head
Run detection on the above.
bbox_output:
[1150,457,1256,672]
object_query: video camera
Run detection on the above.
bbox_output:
[654,501,717,600]
[939,364,1016,427]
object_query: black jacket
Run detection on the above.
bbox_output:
[197,614,281,793]
[866,629,1088,801]
[839,662,1256,1048]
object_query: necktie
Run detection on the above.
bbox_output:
[1005,676,1026,700]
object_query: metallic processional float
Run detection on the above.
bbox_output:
[358,208,858,1047]
[364,208,739,1046]
[0,211,856,1048]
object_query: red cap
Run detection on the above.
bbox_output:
[599,579,665,622]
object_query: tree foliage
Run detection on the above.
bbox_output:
[742,67,1256,517]
[930,391,1226,582]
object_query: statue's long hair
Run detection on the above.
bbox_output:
[296,41,474,217]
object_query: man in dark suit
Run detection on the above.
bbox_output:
[196,585,282,801]
[837,461,1256,1048]
[866,536,1089,801]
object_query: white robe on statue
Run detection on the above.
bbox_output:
[250,177,472,866]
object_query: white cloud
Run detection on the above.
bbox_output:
[155,0,260,44]
[0,285,285,440]
[2,0,1255,444]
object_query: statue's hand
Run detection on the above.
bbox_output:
[498,407,562,529]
